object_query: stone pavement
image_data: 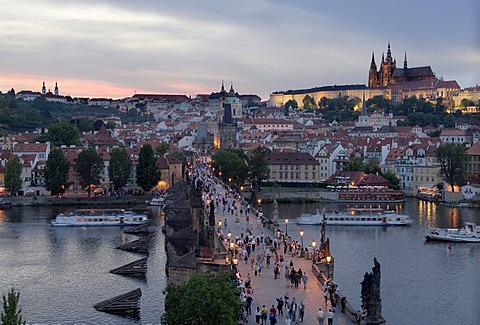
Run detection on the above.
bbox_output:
[212,183,354,325]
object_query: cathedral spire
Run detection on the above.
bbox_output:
[404,52,408,69]
[42,81,46,95]
[386,42,392,62]
[221,80,225,92]
[230,82,234,92]
[381,52,384,63]
[370,52,376,67]
[54,81,59,96]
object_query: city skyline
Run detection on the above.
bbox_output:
[0,0,478,100]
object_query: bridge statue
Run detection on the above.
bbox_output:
[272,199,278,224]
[360,258,386,324]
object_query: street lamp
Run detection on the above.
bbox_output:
[227,230,232,241]
[285,219,289,236]
[326,255,332,279]
[299,228,304,248]
[218,220,222,229]
[312,239,317,263]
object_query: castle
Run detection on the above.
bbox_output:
[368,43,436,88]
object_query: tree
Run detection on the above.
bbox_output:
[45,149,70,196]
[109,147,132,191]
[344,157,365,172]
[76,148,104,196]
[1,286,26,325]
[155,142,170,156]
[284,99,298,110]
[4,157,22,196]
[161,271,242,325]
[136,144,161,192]
[302,95,317,110]
[382,171,400,190]
[45,121,81,146]
[211,149,248,186]
[365,158,381,175]
[248,147,270,200]
[435,143,467,191]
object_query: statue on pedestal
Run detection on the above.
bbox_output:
[272,199,278,224]
[360,258,386,324]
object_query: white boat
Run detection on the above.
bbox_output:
[297,207,413,226]
[149,196,165,206]
[464,222,480,238]
[51,209,149,227]
[425,228,480,243]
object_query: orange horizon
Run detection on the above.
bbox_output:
[0,72,215,99]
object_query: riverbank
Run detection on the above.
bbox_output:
[5,195,149,207]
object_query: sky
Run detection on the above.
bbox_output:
[0,0,479,101]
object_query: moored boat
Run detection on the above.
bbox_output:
[297,207,413,226]
[149,196,165,207]
[425,228,480,243]
[51,209,149,227]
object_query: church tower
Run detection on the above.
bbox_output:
[42,81,46,95]
[368,52,379,88]
[218,103,238,149]
[54,82,59,96]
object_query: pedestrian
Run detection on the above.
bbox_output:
[327,309,334,325]
[317,308,325,325]
[246,295,253,315]
[270,305,277,317]
[276,297,284,316]
[274,263,280,279]
[255,306,262,324]
[299,301,305,322]
[284,315,291,325]
[254,262,259,276]
[302,273,309,289]
[340,296,347,313]
[269,312,278,325]
[261,305,268,325]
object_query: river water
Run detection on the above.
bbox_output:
[261,198,480,325]
[0,205,166,325]
[0,199,479,325]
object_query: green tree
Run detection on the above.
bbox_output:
[76,148,104,196]
[4,157,22,196]
[109,147,132,191]
[344,157,365,171]
[44,149,70,196]
[155,142,170,156]
[382,171,400,190]
[136,144,161,192]
[44,121,81,146]
[365,158,381,175]
[1,286,26,325]
[302,95,317,110]
[284,99,298,110]
[211,149,248,186]
[435,143,467,191]
[248,147,270,200]
[161,272,242,325]
[366,95,392,112]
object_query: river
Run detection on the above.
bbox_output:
[261,198,480,325]
[0,205,166,325]
[0,199,479,325]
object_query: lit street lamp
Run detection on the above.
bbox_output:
[312,239,317,263]
[218,220,222,229]
[227,230,232,241]
[326,254,333,279]
[299,228,304,248]
[285,219,289,236]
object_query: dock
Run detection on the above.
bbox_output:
[109,257,148,279]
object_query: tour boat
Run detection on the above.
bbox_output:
[149,196,165,207]
[296,207,413,226]
[464,222,480,238]
[425,228,480,243]
[51,209,149,227]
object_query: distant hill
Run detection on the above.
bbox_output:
[0,95,147,135]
